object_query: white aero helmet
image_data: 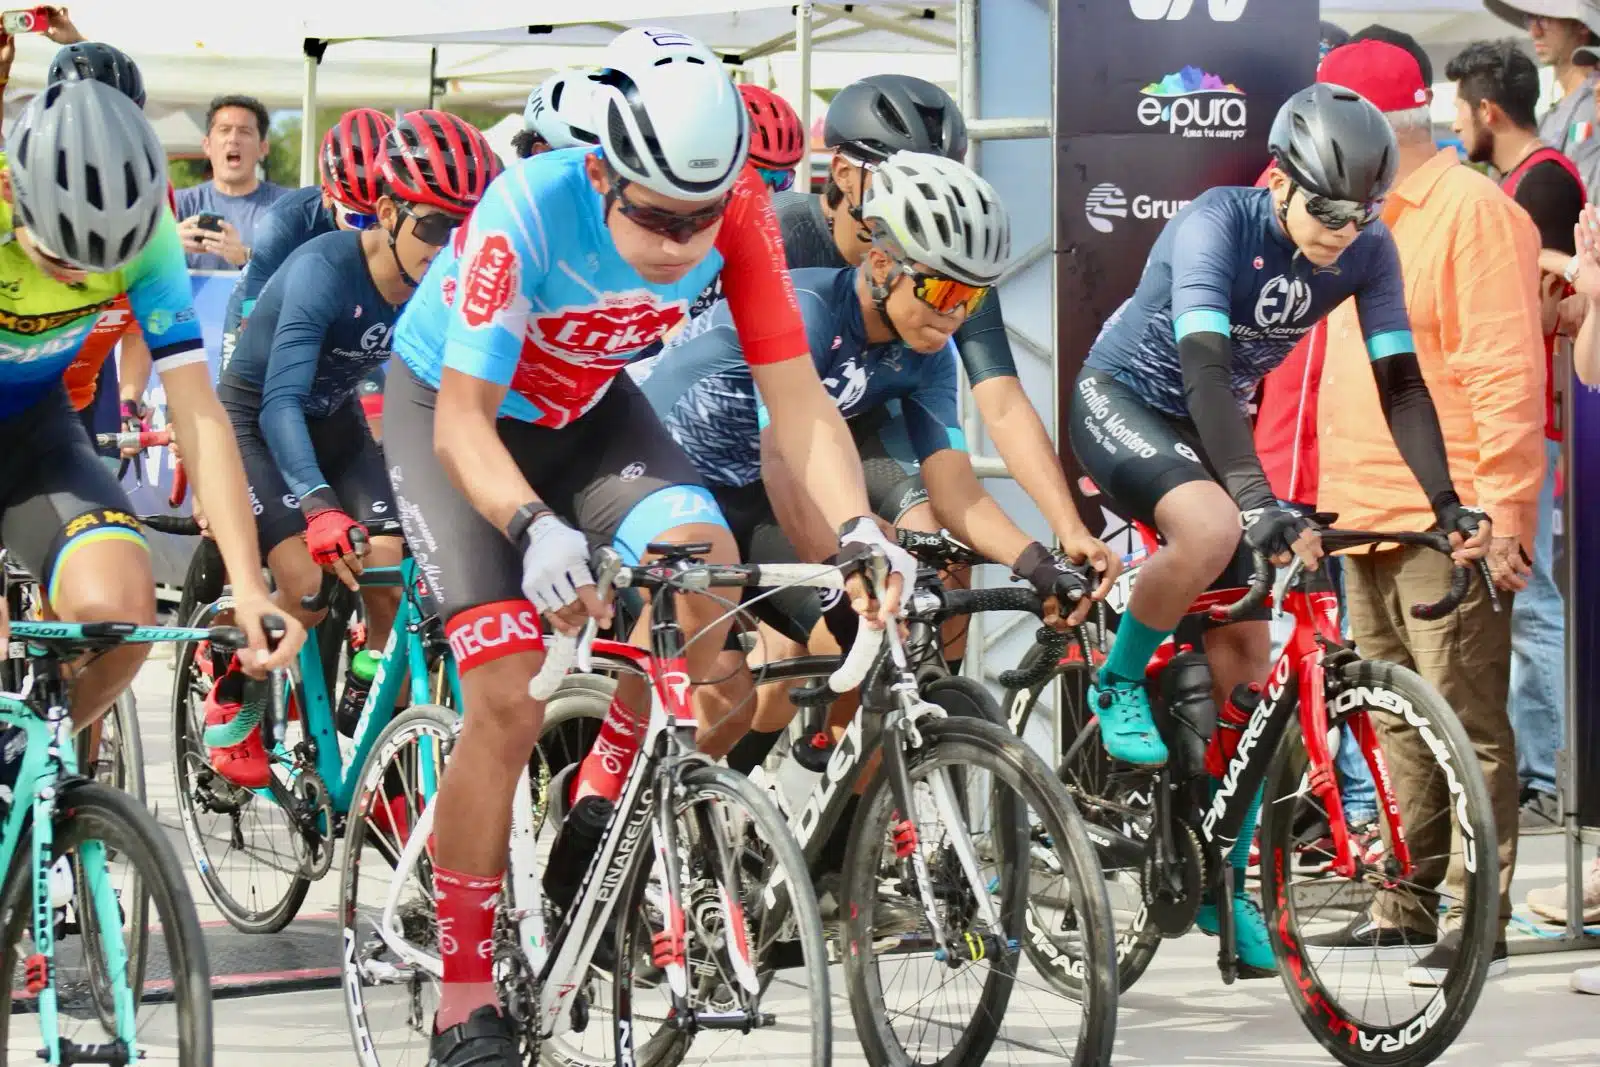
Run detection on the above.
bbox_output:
[525,68,600,150]
[862,151,1011,286]
[10,78,168,272]
[592,27,748,202]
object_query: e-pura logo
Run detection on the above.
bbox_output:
[1138,66,1246,140]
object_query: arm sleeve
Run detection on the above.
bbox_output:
[903,340,966,459]
[258,252,346,502]
[716,167,810,366]
[1437,196,1548,539]
[951,288,1017,384]
[237,207,293,316]
[1369,351,1456,510]
[125,213,206,371]
[439,172,550,386]
[1514,166,1583,255]
[1166,200,1275,512]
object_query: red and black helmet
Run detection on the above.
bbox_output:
[381,109,502,215]
[738,84,805,170]
[320,108,395,213]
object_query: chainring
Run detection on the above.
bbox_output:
[1142,819,1205,937]
[289,771,336,879]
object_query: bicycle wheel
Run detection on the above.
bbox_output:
[0,781,212,1066]
[75,688,150,1031]
[1261,658,1497,1067]
[170,616,311,933]
[613,763,831,1067]
[339,703,457,1067]
[1004,641,1162,995]
[842,715,1117,1067]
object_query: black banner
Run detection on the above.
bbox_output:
[1054,0,1318,542]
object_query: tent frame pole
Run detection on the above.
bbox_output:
[299,39,327,190]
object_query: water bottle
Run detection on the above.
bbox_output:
[335,649,382,737]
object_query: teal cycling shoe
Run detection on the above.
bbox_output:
[1087,674,1168,767]
[1196,885,1278,978]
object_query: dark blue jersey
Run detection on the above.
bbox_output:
[222,186,336,344]
[221,231,398,500]
[1085,186,1414,418]
[632,266,963,488]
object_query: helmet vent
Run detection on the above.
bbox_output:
[88,232,105,266]
[57,215,77,259]
[1330,141,1349,185]
[914,104,946,150]
[55,148,69,192]
[117,228,138,264]
[872,94,912,138]
[84,163,102,211]
[606,100,647,175]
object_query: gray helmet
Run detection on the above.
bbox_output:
[823,74,967,163]
[1268,83,1397,204]
[10,79,168,272]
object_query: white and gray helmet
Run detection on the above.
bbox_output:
[592,27,748,202]
[10,78,168,272]
[862,152,1010,286]
[525,68,600,150]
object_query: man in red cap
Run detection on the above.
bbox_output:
[1309,38,1545,986]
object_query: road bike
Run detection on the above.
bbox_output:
[341,542,833,1067]
[0,565,269,1065]
[1004,524,1499,1067]
[171,547,461,933]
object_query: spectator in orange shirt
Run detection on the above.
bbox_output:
[1314,41,1546,983]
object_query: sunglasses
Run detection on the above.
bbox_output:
[331,198,380,231]
[607,166,728,244]
[399,205,464,247]
[1300,189,1383,231]
[879,243,989,316]
[757,166,795,193]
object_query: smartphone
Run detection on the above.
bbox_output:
[196,213,224,234]
[0,7,49,34]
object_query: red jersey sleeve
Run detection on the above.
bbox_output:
[714,165,808,366]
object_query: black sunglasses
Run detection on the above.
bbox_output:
[605,164,728,244]
[399,204,463,247]
[1300,188,1384,231]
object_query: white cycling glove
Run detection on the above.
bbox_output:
[518,512,595,615]
[837,516,917,615]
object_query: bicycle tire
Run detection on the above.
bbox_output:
[340,703,457,1067]
[1003,645,1163,995]
[76,688,150,1031]
[0,782,212,1066]
[169,621,310,934]
[612,763,832,1067]
[1261,658,1497,1067]
[842,715,1117,1067]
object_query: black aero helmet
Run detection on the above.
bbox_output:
[823,74,967,163]
[1268,83,1398,203]
[47,42,145,110]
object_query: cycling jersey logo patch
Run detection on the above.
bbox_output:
[532,296,687,358]
[460,232,518,330]
[1254,275,1313,329]
[1129,0,1247,19]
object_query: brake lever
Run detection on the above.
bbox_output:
[1477,559,1501,613]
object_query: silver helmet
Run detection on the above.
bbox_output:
[10,78,169,272]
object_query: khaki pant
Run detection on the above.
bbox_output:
[1343,545,1518,937]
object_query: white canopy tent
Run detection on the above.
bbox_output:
[300,1,958,186]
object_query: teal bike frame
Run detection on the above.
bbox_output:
[3,619,222,1064]
[283,557,463,815]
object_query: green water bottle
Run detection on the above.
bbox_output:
[336,649,382,737]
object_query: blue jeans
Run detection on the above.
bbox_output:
[1508,437,1564,796]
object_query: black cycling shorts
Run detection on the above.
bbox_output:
[383,363,730,671]
[219,386,400,556]
[0,386,144,601]
[851,405,931,524]
[1067,368,1268,624]
[711,480,824,646]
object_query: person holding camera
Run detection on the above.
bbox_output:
[174,94,288,271]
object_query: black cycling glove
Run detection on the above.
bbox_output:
[1013,542,1089,604]
[1433,496,1489,542]
[1240,503,1313,559]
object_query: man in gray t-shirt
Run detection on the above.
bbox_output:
[174,94,289,271]
[1487,0,1600,196]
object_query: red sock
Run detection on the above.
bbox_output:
[569,697,642,806]
[433,863,502,986]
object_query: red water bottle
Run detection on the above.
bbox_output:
[1204,682,1263,779]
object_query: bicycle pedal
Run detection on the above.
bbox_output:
[651,929,686,969]
[23,952,48,994]
[891,819,918,859]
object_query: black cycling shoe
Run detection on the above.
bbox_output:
[428,1005,519,1067]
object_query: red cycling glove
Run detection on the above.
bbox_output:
[305,509,366,566]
